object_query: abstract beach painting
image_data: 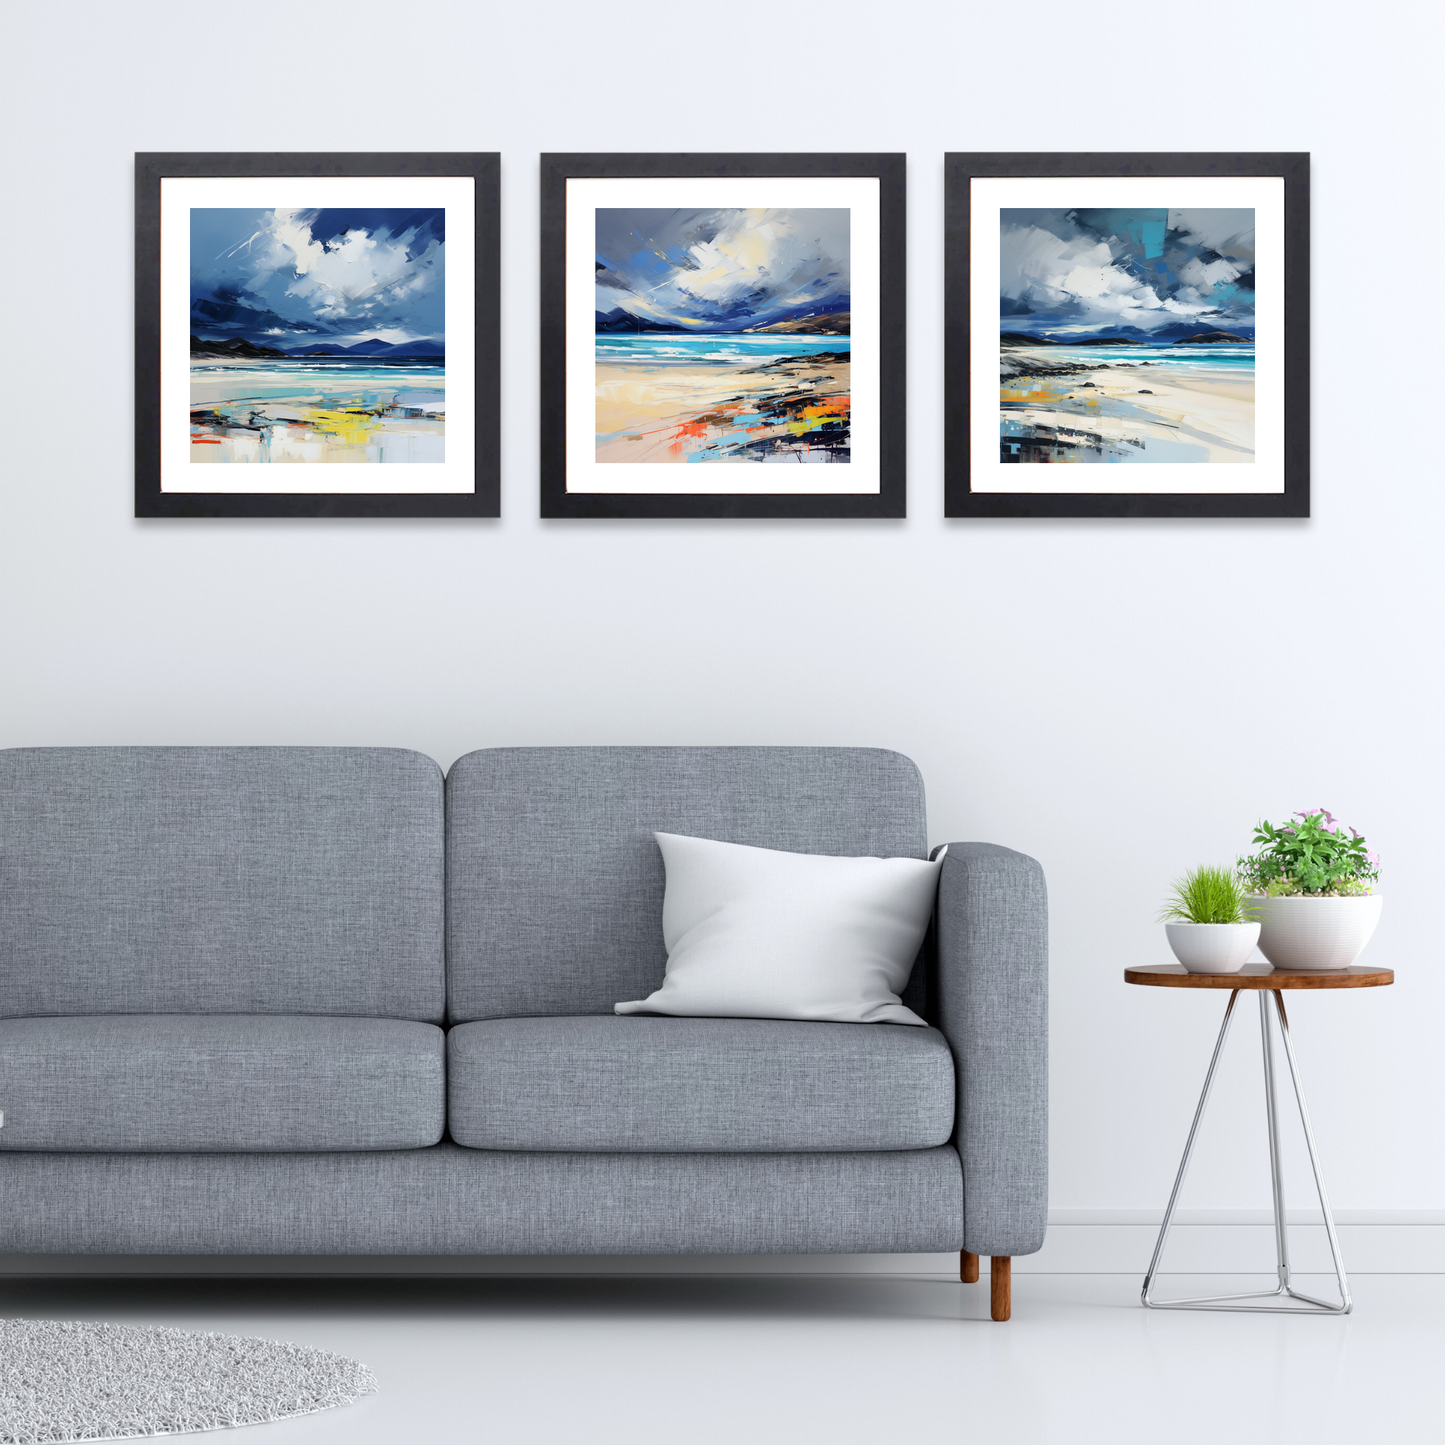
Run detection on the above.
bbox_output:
[593,207,851,465]
[542,155,904,518]
[189,207,447,465]
[998,207,1255,465]
[946,154,1308,517]
[137,154,497,517]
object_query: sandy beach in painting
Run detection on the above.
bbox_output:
[190,357,445,464]
[595,342,849,464]
[999,344,1254,465]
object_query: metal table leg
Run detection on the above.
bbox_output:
[1142,988,1352,1314]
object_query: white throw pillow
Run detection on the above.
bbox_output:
[615,833,944,1026]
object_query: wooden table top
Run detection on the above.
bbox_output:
[1125,963,1393,990]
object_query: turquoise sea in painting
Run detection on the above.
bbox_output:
[190,357,444,464]
[595,334,850,365]
[1024,344,1254,374]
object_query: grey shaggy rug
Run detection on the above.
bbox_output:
[0,1318,377,1443]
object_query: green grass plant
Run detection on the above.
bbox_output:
[1158,865,1259,925]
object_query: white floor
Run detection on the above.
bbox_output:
[1,1271,1438,1445]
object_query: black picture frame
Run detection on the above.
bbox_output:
[945,153,1309,518]
[135,152,500,518]
[540,153,906,519]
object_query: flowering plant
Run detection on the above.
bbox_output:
[1237,808,1380,897]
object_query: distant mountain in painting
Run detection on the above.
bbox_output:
[1176,330,1252,345]
[189,336,288,359]
[746,312,850,336]
[594,308,692,334]
[289,339,445,358]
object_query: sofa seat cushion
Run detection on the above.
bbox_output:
[0,1016,444,1152]
[447,1015,955,1152]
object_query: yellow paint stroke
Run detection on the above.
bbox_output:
[785,400,849,437]
[304,407,378,448]
[1003,382,1092,407]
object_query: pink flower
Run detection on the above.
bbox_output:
[1367,851,1380,864]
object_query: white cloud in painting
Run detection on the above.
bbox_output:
[1176,255,1244,293]
[596,208,850,330]
[677,213,840,305]
[1000,224,1177,331]
[192,207,447,345]
[348,326,426,345]
[226,210,443,326]
[1170,209,1255,265]
[1000,207,1255,336]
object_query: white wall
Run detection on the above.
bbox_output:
[4,0,1440,1262]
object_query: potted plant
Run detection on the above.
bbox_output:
[1159,865,1261,974]
[1237,808,1382,971]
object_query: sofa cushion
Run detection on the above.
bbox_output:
[0,747,444,1021]
[0,1146,964,1255]
[616,832,941,1026]
[0,1016,445,1151]
[446,1015,954,1151]
[445,747,929,1022]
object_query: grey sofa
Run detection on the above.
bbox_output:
[0,746,1047,1319]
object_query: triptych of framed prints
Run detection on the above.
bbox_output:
[134,151,1308,520]
[541,153,905,519]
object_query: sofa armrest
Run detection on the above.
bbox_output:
[933,841,1048,1257]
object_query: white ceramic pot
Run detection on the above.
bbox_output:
[1249,894,1383,971]
[1164,921,1262,974]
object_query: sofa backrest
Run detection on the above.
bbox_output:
[445,747,928,1022]
[0,747,444,1021]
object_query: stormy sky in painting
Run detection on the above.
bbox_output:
[1000,208,1255,340]
[190,208,445,352]
[596,208,849,332]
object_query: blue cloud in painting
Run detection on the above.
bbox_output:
[999,207,1255,340]
[595,208,849,332]
[190,208,445,350]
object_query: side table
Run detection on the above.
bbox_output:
[1124,962,1393,1314]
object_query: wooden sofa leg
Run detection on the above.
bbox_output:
[960,1250,979,1283]
[990,1257,1012,1321]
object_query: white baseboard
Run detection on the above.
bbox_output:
[2,1215,1440,1278]
[1022,1221,1445,1274]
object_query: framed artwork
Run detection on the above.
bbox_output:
[540,153,906,519]
[136,152,500,517]
[945,153,1309,518]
